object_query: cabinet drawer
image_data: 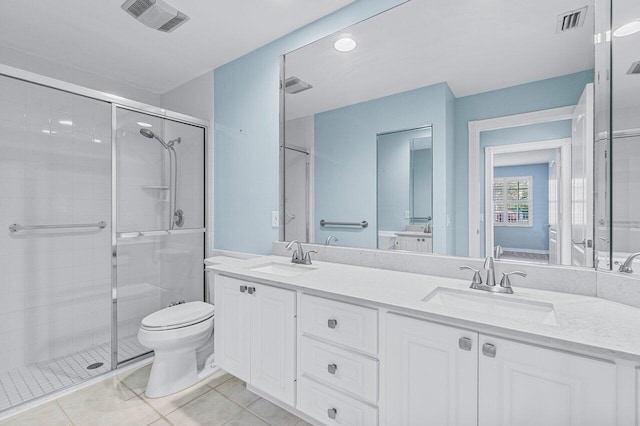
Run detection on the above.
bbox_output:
[300,294,378,355]
[298,376,378,426]
[300,336,378,404]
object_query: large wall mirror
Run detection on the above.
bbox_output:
[281,0,616,269]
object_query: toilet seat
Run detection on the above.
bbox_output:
[141,301,214,331]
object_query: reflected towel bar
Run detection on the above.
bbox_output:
[320,220,368,228]
[9,221,107,233]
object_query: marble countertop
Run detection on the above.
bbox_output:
[394,231,432,237]
[207,255,640,362]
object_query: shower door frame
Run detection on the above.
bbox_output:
[0,63,210,372]
[111,104,209,367]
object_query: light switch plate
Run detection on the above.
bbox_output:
[272,211,280,228]
[405,210,410,219]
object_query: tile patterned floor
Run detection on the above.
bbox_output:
[0,365,310,426]
[0,336,148,412]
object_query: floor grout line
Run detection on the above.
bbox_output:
[54,399,74,425]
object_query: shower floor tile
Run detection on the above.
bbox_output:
[0,335,147,412]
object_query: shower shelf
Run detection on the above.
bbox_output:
[141,185,169,190]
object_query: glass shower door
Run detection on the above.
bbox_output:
[115,107,205,363]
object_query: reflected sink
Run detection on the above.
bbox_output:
[247,262,317,277]
[422,287,557,325]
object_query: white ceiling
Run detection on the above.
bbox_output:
[612,0,640,112]
[285,0,596,120]
[0,0,355,94]
[494,149,558,167]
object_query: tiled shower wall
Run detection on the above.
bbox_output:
[0,75,112,372]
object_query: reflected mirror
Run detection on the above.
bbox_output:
[281,0,605,267]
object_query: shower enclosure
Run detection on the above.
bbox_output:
[0,68,207,411]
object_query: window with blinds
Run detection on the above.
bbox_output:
[493,176,533,227]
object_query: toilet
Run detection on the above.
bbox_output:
[138,301,215,398]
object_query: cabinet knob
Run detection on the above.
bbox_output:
[327,408,337,420]
[240,285,247,293]
[327,319,338,329]
[248,286,256,295]
[458,337,472,351]
[482,343,497,358]
[327,363,338,375]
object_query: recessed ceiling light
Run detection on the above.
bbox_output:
[334,37,357,52]
[58,120,73,126]
[137,122,153,128]
[93,138,102,143]
[614,20,640,37]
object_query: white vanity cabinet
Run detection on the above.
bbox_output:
[214,275,296,405]
[396,234,432,253]
[384,313,618,426]
[384,313,478,425]
[477,335,616,426]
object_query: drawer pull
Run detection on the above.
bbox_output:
[458,337,472,351]
[482,343,497,358]
[247,286,256,294]
[240,285,247,293]
[327,363,338,375]
[327,408,338,420]
[327,319,338,329]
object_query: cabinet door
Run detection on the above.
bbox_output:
[398,236,418,252]
[478,335,616,426]
[384,313,478,426]
[250,283,296,405]
[214,275,251,382]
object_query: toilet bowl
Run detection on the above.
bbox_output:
[138,301,215,398]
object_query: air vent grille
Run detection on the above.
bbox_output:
[284,77,313,94]
[557,6,588,33]
[627,61,640,75]
[124,0,155,18]
[158,12,188,32]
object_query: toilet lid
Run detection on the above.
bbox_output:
[142,301,214,330]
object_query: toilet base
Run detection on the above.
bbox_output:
[145,348,200,398]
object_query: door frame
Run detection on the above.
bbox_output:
[468,106,575,257]
[485,139,572,264]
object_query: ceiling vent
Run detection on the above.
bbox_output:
[121,0,189,33]
[556,6,588,33]
[284,77,313,94]
[627,61,640,75]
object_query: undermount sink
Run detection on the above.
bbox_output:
[422,287,557,325]
[247,262,317,277]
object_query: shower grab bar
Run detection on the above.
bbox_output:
[117,228,205,239]
[9,221,106,233]
[320,220,368,228]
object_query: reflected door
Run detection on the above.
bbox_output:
[114,108,206,363]
[571,84,594,267]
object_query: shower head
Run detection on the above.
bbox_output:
[139,128,170,149]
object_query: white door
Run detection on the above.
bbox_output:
[214,275,251,382]
[478,335,616,426]
[284,147,310,242]
[548,151,560,264]
[249,283,296,406]
[384,313,478,426]
[571,83,594,267]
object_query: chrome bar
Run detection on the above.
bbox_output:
[116,228,206,239]
[320,220,368,228]
[9,221,106,233]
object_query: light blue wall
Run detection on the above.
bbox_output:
[314,83,454,252]
[213,0,406,254]
[494,164,550,251]
[453,70,594,256]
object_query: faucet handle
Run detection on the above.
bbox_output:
[304,249,318,264]
[500,271,527,289]
[460,266,483,288]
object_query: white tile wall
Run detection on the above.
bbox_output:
[0,75,112,373]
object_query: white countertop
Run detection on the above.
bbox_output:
[207,255,640,362]
[394,231,432,237]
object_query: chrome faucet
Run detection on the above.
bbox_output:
[285,240,317,265]
[619,252,640,273]
[460,256,526,294]
[325,235,339,246]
